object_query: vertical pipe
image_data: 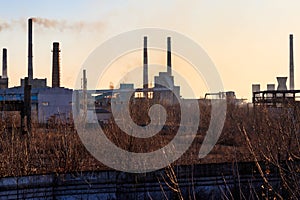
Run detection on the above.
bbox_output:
[24,77,31,133]
[143,36,148,98]
[2,48,7,78]
[167,37,172,76]
[52,42,60,88]
[83,69,87,120]
[28,18,33,81]
[290,34,294,90]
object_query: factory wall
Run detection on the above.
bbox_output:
[20,78,47,89]
[154,72,180,104]
[0,87,73,123]
[37,87,72,123]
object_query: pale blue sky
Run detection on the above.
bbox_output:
[0,0,300,99]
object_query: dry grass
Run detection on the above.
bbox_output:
[0,122,107,177]
[0,100,299,200]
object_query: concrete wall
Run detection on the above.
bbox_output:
[20,78,47,89]
[0,162,283,200]
[37,87,72,123]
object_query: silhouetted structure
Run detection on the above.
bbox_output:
[0,48,8,89]
[252,35,299,107]
[153,37,180,104]
[290,34,294,90]
[0,77,31,133]
[0,19,71,124]
[52,42,60,88]
[23,77,31,132]
[2,48,7,78]
[167,37,172,76]
[22,18,48,88]
[143,36,148,98]
[28,18,33,82]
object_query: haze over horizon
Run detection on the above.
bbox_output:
[0,0,300,100]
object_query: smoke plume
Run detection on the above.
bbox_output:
[31,17,105,32]
[0,18,105,32]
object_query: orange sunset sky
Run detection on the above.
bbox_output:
[0,0,300,100]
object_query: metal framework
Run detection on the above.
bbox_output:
[252,90,300,107]
[0,77,31,133]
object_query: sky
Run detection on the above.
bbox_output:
[0,0,300,100]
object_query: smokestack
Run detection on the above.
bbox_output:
[83,69,87,90]
[2,48,7,78]
[52,42,60,88]
[289,34,295,90]
[143,36,148,96]
[167,37,172,75]
[28,18,33,81]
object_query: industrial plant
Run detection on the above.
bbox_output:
[252,34,300,107]
[0,17,300,199]
[0,18,72,125]
[0,18,299,127]
[0,17,189,127]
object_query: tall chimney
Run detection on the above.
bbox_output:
[290,34,294,90]
[143,36,148,97]
[83,69,87,91]
[28,18,33,81]
[52,42,60,88]
[2,48,7,78]
[167,37,172,76]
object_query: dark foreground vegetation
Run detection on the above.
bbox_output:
[0,101,300,199]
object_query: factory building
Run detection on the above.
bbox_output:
[84,36,182,123]
[0,87,72,123]
[89,35,240,123]
[94,36,181,104]
[140,36,180,103]
[153,37,180,104]
[20,78,47,88]
[252,34,300,107]
[37,87,72,123]
[0,18,241,125]
[0,18,73,124]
